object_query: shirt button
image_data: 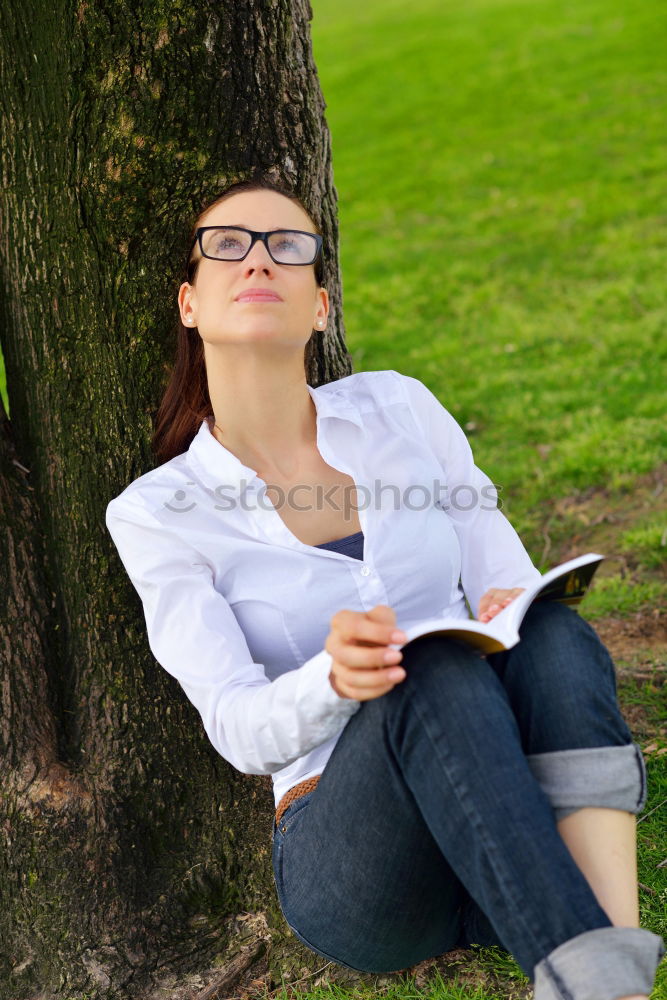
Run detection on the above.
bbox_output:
[360,565,371,576]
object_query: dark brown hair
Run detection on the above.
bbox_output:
[150,178,325,466]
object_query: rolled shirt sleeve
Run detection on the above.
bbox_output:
[398,373,542,618]
[105,495,361,776]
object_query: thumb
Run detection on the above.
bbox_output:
[367,604,397,626]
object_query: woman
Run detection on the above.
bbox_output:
[106,177,664,999]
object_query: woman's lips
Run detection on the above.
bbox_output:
[235,290,282,302]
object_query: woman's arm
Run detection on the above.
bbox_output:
[105,494,361,775]
[397,372,542,619]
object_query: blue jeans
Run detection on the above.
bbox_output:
[271,601,665,996]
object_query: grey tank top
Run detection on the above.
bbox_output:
[314,529,365,560]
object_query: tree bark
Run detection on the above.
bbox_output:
[0,1,356,996]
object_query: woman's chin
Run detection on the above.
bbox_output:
[202,326,311,351]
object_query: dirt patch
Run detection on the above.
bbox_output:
[536,461,667,573]
[587,609,667,750]
[594,609,667,666]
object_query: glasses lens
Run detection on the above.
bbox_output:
[267,230,318,265]
[201,228,251,260]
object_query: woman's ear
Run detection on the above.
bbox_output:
[178,281,197,327]
[314,285,329,329]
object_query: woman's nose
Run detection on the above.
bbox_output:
[243,240,274,275]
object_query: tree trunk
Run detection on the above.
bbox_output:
[0,2,357,996]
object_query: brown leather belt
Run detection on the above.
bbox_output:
[275,775,322,830]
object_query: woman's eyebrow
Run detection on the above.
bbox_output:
[219,224,292,231]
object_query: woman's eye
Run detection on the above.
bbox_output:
[274,238,299,253]
[216,237,244,251]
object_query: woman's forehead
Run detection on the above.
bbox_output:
[199,189,315,231]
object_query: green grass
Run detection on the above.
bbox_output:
[580,576,666,620]
[311,0,667,582]
[620,519,667,572]
[639,752,667,1000]
[264,970,521,1000]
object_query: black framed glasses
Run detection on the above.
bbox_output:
[191,226,323,266]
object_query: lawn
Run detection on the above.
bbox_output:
[306,0,667,620]
[310,0,666,567]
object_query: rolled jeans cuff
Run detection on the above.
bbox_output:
[534,926,666,1000]
[526,742,647,821]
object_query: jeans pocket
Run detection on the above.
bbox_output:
[272,793,315,914]
[274,790,315,837]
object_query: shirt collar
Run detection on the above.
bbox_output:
[186,380,363,495]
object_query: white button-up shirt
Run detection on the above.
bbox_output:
[105,369,542,809]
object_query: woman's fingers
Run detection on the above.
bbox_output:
[334,659,405,692]
[326,631,403,669]
[328,606,407,651]
[334,606,405,644]
[326,605,408,701]
[478,587,526,622]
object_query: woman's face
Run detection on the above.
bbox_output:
[178,189,328,350]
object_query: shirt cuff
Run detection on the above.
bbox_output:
[295,647,363,731]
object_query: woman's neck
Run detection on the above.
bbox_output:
[208,388,317,479]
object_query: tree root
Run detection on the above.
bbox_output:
[193,936,267,1000]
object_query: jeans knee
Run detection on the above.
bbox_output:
[524,599,606,650]
[384,635,501,718]
[503,601,632,752]
[517,600,617,690]
[520,599,594,644]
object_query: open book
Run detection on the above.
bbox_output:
[396,553,605,655]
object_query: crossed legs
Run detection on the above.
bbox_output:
[272,601,664,997]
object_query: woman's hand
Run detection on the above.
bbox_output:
[325,604,408,701]
[477,588,526,623]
